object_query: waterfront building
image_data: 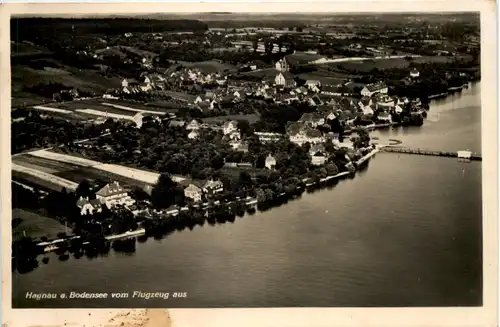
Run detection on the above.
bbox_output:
[311,152,327,166]
[95,181,135,209]
[184,184,203,203]
[203,179,224,194]
[76,197,103,216]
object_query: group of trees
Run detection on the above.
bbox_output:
[11,109,106,154]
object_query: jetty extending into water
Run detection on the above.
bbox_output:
[380,146,482,161]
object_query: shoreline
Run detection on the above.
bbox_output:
[28,148,382,257]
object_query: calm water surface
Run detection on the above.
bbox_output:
[13,83,482,308]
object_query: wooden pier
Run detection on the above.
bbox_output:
[380,147,482,161]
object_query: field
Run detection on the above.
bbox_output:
[325,56,456,73]
[11,41,53,58]
[18,150,186,190]
[203,114,260,124]
[12,154,81,174]
[12,163,78,192]
[11,64,122,97]
[176,60,237,73]
[12,209,67,241]
[26,98,174,122]
[29,149,102,167]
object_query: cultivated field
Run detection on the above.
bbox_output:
[12,209,67,241]
[176,60,237,73]
[11,64,121,97]
[29,149,102,167]
[12,154,81,174]
[24,149,186,188]
[203,114,260,124]
[12,163,78,192]
[75,108,137,120]
[326,56,455,72]
[31,106,72,114]
[100,102,166,115]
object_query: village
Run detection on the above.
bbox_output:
[11,15,479,264]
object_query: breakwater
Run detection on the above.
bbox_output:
[381,146,482,161]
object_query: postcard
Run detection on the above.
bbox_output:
[2,1,497,326]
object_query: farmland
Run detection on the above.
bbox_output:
[325,56,457,73]
[203,114,260,124]
[175,60,238,73]
[15,149,186,193]
[12,163,78,192]
[11,64,122,99]
[26,98,173,122]
[12,209,67,241]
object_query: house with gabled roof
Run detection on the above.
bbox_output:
[275,71,296,88]
[95,181,135,209]
[308,95,323,107]
[377,111,392,122]
[309,143,326,156]
[76,196,103,216]
[186,119,201,131]
[168,119,186,128]
[298,113,325,128]
[188,130,199,139]
[287,122,324,146]
[265,154,277,170]
[311,151,327,166]
[223,120,239,135]
[203,179,224,194]
[360,82,388,97]
[184,183,203,203]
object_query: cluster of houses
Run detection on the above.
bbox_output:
[76,181,136,216]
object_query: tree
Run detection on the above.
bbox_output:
[151,173,178,209]
[325,163,339,176]
[252,38,258,53]
[75,179,92,199]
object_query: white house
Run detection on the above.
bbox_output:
[275,58,289,72]
[305,80,321,91]
[194,96,203,104]
[188,130,199,139]
[360,82,388,97]
[394,104,404,114]
[95,181,135,209]
[275,71,296,88]
[410,68,420,78]
[377,111,392,122]
[288,125,324,146]
[298,113,325,128]
[311,153,327,166]
[184,184,203,203]
[76,197,103,216]
[203,180,224,194]
[132,113,144,128]
[265,154,277,170]
[457,150,472,159]
[223,120,238,135]
[186,119,201,131]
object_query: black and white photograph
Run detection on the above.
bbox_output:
[5,2,495,320]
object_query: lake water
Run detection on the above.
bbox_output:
[13,83,482,308]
